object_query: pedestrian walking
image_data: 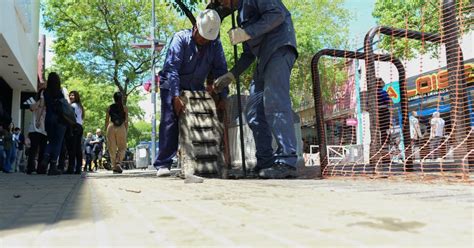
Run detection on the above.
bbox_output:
[91,129,105,171]
[84,132,94,172]
[152,9,228,177]
[410,111,423,143]
[105,92,128,174]
[12,127,25,172]
[64,91,84,174]
[38,72,67,175]
[430,112,445,160]
[410,111,423,159]
[0,123,13,173]
[26,89,48,174]
[214,0,298,178]
[0,125,9,173]
[7,123,17,172]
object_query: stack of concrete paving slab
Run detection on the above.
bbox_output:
[178,91,226,177]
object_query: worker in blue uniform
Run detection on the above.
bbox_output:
[154,9,228,177]
[214,0,299,179]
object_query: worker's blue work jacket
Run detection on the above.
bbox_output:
[231,0,298,77]
[159,29,228,97]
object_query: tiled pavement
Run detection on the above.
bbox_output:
[0,170,472,247]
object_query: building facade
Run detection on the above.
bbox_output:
[297,32,473,157]
[0,0,40,128]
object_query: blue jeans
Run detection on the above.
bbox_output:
[44,112,67,163]
[153,89,178,169]
[0,146,6,171]
[246,46,298,168]
[1,148,12,172]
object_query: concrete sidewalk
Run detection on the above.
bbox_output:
[0,170,472,247]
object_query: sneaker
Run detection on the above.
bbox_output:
[156,168,171,177]
[259,163,297,179]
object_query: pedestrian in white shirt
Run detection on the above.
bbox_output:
[430,112,445,160]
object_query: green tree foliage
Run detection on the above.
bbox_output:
[372,0,471,59]
[42,0,190,148]
[43,0,351,147]
[285,0,350,108]
[127,121,153,148]
[42,0,189,104]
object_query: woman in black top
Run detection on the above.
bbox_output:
[38,72,67,175]
[105,92,128,174]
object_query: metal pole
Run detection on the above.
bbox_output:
[150,0,157,168]
[42,35,46,83]
[231,0,247,178]
[442,0,470,162]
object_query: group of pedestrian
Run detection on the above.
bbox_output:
[1,71,127,175]
[83,129,106,172]
[0,94,25,173]
[409,110,446,160]
[154,0,299,179]
[24,72,85,175]
[0,72,87,175]
[0,125,25,173]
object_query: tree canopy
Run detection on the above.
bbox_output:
[372,0,471,59]
[43,0,189,147]
[43,0,189,104]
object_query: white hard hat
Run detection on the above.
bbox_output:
[196,9,221,41]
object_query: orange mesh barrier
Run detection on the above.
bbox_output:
[310,0,473,182]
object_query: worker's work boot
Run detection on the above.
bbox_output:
[156,168,171,177]
[258,163,297,179]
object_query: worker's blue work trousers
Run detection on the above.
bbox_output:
[246,46,298,168]
[154,89,178,169]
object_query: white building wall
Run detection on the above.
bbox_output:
[0,0,40,128]
[0,0,40,91]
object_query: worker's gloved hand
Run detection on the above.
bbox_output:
[213,72,235,93]
[228,28,250,45]
[172,96,186,116]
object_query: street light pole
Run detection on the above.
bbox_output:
[150,0,157,169]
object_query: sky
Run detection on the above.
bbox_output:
[343,0,378,49]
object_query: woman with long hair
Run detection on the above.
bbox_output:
[105,92,128,174]
[38,72,66,175]
[65,90,84,174]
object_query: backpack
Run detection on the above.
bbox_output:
[109,104,125,126]
[53,98,77,126]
